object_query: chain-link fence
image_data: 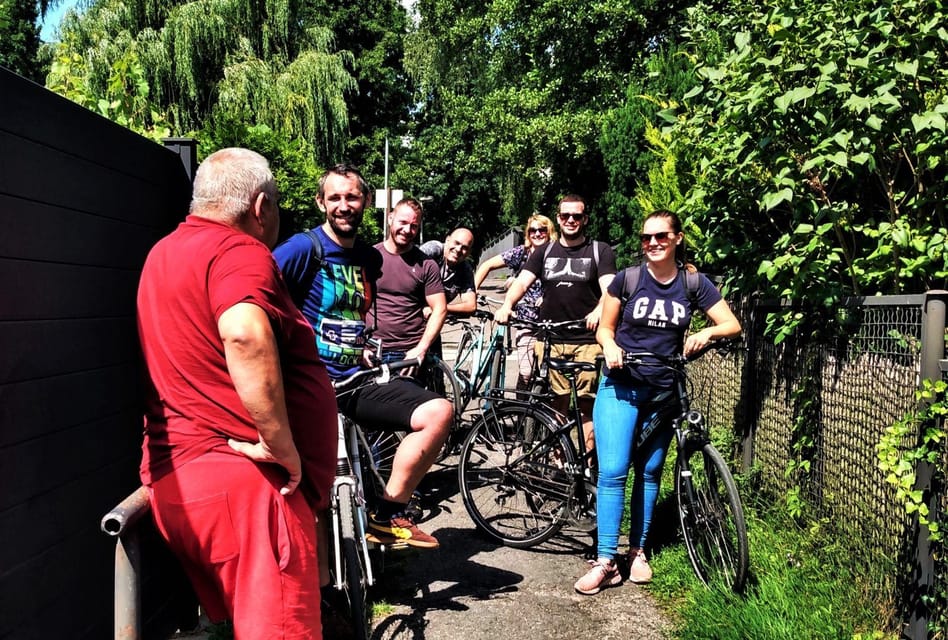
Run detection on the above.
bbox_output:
[687,292,947,638]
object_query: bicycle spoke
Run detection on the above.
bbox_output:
[677,444,749,592]
[459,405,576,548]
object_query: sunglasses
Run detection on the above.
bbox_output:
[558,213,586,222]
[528,227,549,235]
[640,231,675,243]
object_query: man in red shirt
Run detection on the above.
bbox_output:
[137,148,335,639]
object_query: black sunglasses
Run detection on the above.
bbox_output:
[528,227,548,234]
[640,231,675,243]
[558,213,586,222]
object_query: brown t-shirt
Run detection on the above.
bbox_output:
[367,243,443,351]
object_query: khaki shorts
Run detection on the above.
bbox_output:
[534,341,602,398]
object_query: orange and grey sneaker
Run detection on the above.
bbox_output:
[368,511,439,549]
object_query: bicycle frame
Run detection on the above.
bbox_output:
[453,310,511,403]
[330,413,376,589]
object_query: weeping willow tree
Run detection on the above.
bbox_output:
[47,0,355,162]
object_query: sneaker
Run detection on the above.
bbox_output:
[369,511,439,549]
[573,558,622,595]
[364,530,408,548]
[628,548,653,584]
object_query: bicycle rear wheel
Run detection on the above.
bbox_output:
[335,482,371,639]
[458,404,575,548]
[675,442,749,592]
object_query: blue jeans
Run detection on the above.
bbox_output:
[592,375,674,560]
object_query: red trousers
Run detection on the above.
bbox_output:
[150,452,321,639]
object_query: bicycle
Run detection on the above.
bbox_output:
[327,357,421,639]
[449,295,512,411]
[623,339,749,592]
[457,318,598,548]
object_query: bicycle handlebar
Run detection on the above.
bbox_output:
[477,294,506,306]
[508,317,587,336]
[622,338,741,369]
[446,309,494,323]
[332,357,423,393]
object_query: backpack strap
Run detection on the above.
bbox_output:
[681,269,700,310]
[288,229,324,307]
[618,264,701,315]
[618,264,643,317]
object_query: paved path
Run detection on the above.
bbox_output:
[369,275,672,639]
[369,460,672,640]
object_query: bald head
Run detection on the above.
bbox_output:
[444,228,474,266]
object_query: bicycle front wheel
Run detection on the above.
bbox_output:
[362,429,404,506]
[675,442,749,592]
[458,404,575,548]
[336,482,371,639]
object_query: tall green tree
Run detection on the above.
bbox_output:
[638,0,948,339]
[0,0,61,82]
[48,0,355,165]
[403,0,690,242]
[305,0,413,170]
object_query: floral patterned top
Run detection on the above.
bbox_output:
[501,244,544,322]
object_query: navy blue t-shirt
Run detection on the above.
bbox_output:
[608,264,721,388]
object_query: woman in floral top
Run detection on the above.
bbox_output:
[474,214,557,390]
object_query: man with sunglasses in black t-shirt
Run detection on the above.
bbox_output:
[494,194,616,453]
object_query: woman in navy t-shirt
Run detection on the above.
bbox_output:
[574,210,741,595]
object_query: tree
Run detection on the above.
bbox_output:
[627,0,948,339]
[48,0,355,165]
[305,0,413,169]
[403,0,691,243]
[0,0,61,82]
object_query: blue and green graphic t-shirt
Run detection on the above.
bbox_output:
[274,226,382,379]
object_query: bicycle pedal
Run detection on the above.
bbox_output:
[365,532,410,549]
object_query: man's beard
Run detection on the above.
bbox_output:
[329,212,361,238]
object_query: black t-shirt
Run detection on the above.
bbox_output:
[522,238,617,344]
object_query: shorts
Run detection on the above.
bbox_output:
[535,341,602,399]
[150,451,320,639]
[337,375,442,431]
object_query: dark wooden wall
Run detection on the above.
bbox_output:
[0,68,193,639]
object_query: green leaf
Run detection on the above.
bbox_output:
[682,85,703,100]
[761,188,793,211]
[894,60,919,76]
[912,111,947,133]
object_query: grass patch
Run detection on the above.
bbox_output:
[644,499,900,639]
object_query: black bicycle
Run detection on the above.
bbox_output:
[457,318,597,548]
[624,339,749,592]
